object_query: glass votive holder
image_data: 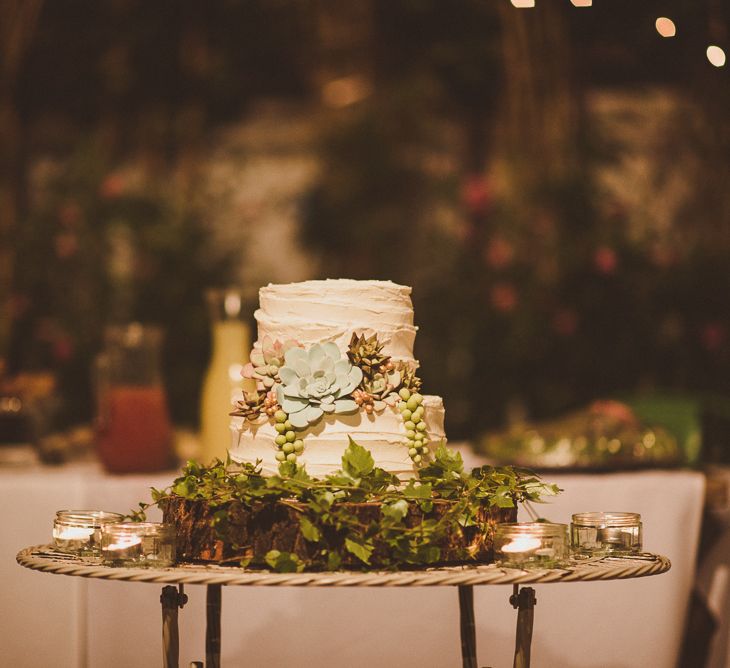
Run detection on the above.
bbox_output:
[494,522,570,569]
[101,522,176,567]
[571,512,642,556]
[53,510,125,556]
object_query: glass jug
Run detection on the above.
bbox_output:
[95,323,174,473]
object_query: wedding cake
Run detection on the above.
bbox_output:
[161,278,553,570]
[229,279,446,478]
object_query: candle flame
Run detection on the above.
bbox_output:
[106,536,142,551]
[56,526,94,540]
[502,536,542,553]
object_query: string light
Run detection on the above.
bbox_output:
[510,0,535,7]
[706,45,727,67]
[655,17,676,38]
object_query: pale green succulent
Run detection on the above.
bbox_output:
[275,342,362,429]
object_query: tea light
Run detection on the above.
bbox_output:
[53,510,125,556]
[494,522,569,569]
[571,512,642,556]
[101,522,176,567]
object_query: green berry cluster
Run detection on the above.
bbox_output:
[273,410,305,463]
[398,387,428,465]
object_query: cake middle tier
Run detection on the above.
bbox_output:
[230,395,445,479]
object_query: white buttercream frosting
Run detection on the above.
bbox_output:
[255,279,417,361]
[229,278,447,478]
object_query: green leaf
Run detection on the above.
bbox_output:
[327,551,342,570]
[172,478,196,498]
[299,516,322,542]
[434,443,464,474]
[212,509,228,527]
[403,480,432,500]
[415,545,441,564]
[382,499,409,522]
[278,461,299,477]
[344,537,374,564]
[342,437,375,478]
[264,550,305,573]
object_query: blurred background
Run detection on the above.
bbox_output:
[1,0,729,456]
[2,2,730,667]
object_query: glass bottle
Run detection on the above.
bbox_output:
[95,323,174,473]
[199,289,252,463]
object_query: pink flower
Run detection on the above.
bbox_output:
[461,175,491,214]
[484,236,514,269]
[701,322,727,352]
[58,202,82,227]
[552,308,578,336]
[54,232,78,259]
[590,400,638,426]
[100,173,126,199]
[594,246,617,275]
[490,283,518,312]
[53,337,74,362]
[649,244,677,268]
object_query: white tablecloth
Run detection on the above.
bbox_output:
[1,454,704,668]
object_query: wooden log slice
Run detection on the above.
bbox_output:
[162,496,517,569]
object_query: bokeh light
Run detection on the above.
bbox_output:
[655,17,676,38]
[510,0,536,8]
[706,45,727,67]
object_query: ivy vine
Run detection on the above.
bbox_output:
[131,440,560,572]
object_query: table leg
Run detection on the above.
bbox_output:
[510,585,537,668]
[206,584,222,668]
[458,585,478,668]
[161,584,188,668]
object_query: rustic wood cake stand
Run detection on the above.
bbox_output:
[17,546,670,668]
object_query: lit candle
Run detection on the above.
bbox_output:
[495,523,569,569]
[103,536,143,563]
[101,522,176,567]
[53,510,124,556]
[55,526,94,541]
[501,536,541,553]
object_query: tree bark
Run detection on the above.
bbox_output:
[162,496,516,568]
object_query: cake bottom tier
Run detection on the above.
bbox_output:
[162,496,516,569]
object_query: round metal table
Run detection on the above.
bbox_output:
[17,545,670,668]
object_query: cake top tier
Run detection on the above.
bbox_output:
[254,279,418,361]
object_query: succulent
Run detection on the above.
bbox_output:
[347,333,391,380]
[243,337,301,390]
[355,367,402,413]
[275,342,363,429]
[231,389,267,421]
[395,361,422,393]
